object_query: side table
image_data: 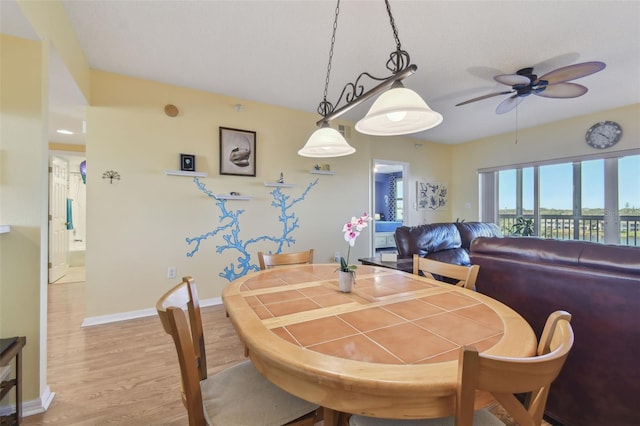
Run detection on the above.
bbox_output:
[0,336,26,425]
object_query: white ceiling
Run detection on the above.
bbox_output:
[3,1,640,146]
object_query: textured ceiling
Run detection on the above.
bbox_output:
[3,1,640,145]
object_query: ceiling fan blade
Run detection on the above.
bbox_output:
[455,90,513,107]
[536,82,588,98]
[496,95,524,114]
[494,74,531,86]
[537,61,606,84]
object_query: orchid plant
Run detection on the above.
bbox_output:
[338,213,372,273]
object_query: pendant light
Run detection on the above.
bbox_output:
[298,123,355,157]
[298,0,442,157]
[355,81,443,136]
[298,1,355,158]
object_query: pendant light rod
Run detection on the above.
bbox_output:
[315,64,417,127]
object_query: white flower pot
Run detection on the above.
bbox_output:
[338,270,355,293]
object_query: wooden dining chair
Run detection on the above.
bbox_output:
[258,249,314,270]
[349,310,574,426]
[157,276,319,426]
[413,254,480,290]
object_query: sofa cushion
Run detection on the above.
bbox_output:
[425,248,470,266]
[395,223,461,258]
[454,221,502,250]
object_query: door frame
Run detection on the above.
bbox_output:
[370,159,410,256]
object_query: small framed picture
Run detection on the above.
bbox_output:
[219,127,256,177]
[180,154,195,171]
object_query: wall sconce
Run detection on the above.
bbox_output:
[102,170,121,184]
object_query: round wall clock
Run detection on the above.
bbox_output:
[585,121,622,149]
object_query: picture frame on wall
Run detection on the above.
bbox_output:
[219,127,256,176]
[417,181,448,211]
[180,153,196,171]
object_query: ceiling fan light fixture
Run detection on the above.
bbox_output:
[356,81,443,136]
[298,124,356,158]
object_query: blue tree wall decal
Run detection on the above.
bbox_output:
[186,177,319,281]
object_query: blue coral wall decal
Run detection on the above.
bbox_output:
[186,177,319,281]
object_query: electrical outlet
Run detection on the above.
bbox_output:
[334,251,341,262]
[167,266,177,279]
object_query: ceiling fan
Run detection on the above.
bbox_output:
[456,61,606,114]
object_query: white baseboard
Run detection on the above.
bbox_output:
[81,297,223,327]
[0,386,55,418]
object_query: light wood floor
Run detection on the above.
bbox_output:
[23,280,246,425]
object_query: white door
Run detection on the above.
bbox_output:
[49,156,70,283]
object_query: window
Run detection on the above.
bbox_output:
[481,152,639,246]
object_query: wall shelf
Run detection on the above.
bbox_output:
[215,195,252,200]
[0,225,10,234]
[164,170,208,178]
[264,182,296,188]
[310,170,335,175]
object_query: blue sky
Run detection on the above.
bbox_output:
[499,155,640,211]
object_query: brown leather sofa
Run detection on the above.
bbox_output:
[394,221,502,265]
[470,237,640,426]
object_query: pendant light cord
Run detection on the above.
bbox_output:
[385,0,408,73]
[318,0,341,117]
[386,0,401,50]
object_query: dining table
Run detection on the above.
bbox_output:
[222,264,537,425]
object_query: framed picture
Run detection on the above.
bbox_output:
[219,127,256,176]
[417,181,448,211]
[180,153,195,171]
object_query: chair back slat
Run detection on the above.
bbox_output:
[455,310,574,426]
[258,249,314,270]
[413,255,480,290]
[156,276,208,425]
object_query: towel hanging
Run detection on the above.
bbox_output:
[66,198,74,230]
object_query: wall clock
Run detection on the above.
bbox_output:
[585,121,622,149]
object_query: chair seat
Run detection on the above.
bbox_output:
[349,408,504,426]
[201,359,319,426]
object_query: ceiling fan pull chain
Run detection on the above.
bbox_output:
[515,103,519,144]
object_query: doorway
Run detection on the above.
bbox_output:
[48,152,87,284]
[371,160,409,256]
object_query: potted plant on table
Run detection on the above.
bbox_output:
[337,213,372,292]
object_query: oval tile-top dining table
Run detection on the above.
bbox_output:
[222,264,536,424]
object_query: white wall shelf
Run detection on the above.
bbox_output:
[215,195,252,200]
[0,225,10,234]
[164,170,208,178]
[309,170,335,175]
[264,182,296,188]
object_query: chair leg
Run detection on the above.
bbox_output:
[286,408,321,425]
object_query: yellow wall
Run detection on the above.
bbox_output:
[450,104,640,221]
[0,34,48,404]
[1,0,91,408]
[85,70,444,318]
[18,0,91,102]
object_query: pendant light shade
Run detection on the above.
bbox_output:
[298,125,356,158]
[355,82,443,136]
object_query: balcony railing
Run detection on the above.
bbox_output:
[498,214,639,246]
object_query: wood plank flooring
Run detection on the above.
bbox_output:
[23,280,246,425]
